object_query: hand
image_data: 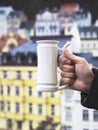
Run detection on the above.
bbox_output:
[59,49,94,94]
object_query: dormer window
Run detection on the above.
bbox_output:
[1,53,12,65]
[2,56,7,64]
[17,57,21,64]
[28,56,32,64]
[86,32,91,38]
[16,53,25,65]
[9,43,15,50]
[92,32,97,38]
[80,32,85,38]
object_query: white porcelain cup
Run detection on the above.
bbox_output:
[37,40,71,92]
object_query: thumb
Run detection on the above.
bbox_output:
[63,49,81,64]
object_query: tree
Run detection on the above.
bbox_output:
[35,117,60,130]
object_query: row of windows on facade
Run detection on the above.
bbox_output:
[35,24,59,32]
[0,85,55,97]
[35,28,98,39]
[7,119,26,130]
[4,107,98,130]
[7,120,98,130]
[66,107,98,122]
[1,54,60,66]
[2,70,33,79]
[1,101,98,122]
[7,119,55,130]
[62,126,98,130]
[1,53,37,65]
[80,31,98,39]
[0,101,55,115]
[81,43,97,49]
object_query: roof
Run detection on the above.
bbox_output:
[60,3,79,13]
[10,37,71,55]
[0,33,28,52]
[10,40,37,55]
[10,37,98,67]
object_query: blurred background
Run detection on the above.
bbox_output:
[0,0,98,130]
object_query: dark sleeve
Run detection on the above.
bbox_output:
[81,68,98,109]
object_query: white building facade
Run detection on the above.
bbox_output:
[0,6,13,36]
[35,9,60,36]
[61,89,98,130]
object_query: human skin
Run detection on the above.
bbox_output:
[59,49,94,94]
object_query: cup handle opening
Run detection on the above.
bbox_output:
[57,41,71,91]
[58,41,71,52]
[57,84,68,90]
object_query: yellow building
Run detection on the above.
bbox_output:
[0,36,72,130]
[0,66,61,130]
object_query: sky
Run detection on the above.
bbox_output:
[0,0,98,23]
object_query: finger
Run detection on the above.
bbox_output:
[60,64,75,72]
[60,78,75,85]
[59,55,72,65]
[63,49,82,64]
[61,71,76,79]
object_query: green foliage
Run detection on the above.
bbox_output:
[35,117,60,130]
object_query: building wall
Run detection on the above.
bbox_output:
[0,66,61,130]
[61,89,98,130]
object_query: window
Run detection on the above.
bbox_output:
[51,124,55,130]
[2,55,7,64]
[28,71,32,79]
[87,43,90,48]
[17,57,21,64]
[16,102,20,113]
[93,43,96,49]
[86,32,91,38]
[15,86,20,96]
[51,104,55,115]
[93,110,98,121]
[80,32,85,38]
[29,120,33,130]
[28,57,32,64]
[92,32,97,38]
[17,71,21,79]
[65,90,72,102]
[38,92,42,97]
[7,119,12,129]
[0,101,4,111]
[51,92,55,97]
[83,128,89,130]
[17,121,22,129]
[9,43,15,50]
[66,107,72,121]
[7,101,11,111]
[7,85,10,95]
[0,85,3,95]
[65,126,72,130]
[3,70,7,78]
[83,109,89,121]
[29,86,32,96]
[29,103,33,114]
[38,104,42,115]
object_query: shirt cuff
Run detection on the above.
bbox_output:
[81,68,98,109]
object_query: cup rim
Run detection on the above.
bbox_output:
[36,40,59,44]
